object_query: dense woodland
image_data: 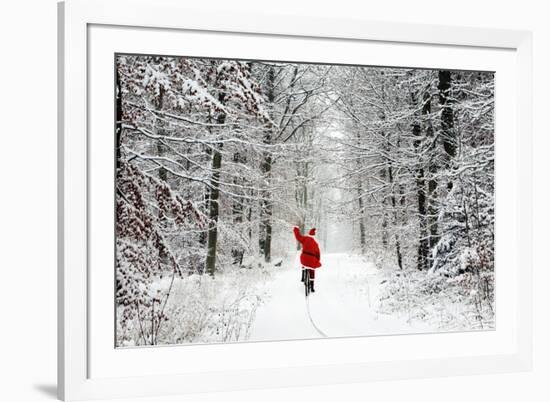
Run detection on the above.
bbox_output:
[115,55,495,346]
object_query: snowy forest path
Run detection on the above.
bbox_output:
[248,253,422,341]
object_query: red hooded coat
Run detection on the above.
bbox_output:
[293,227,322,269]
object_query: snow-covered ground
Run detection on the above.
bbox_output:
[248,252,430,341]
[119,251,492,346]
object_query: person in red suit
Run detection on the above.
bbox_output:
[293,226,322,293]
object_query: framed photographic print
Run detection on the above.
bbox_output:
[58,0,533,400]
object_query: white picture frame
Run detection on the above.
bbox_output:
[58,0,533,400]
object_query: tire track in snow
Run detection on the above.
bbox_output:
[305,296,328,338]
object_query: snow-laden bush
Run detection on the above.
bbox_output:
[116,262,270,346]
[377,267,494,331]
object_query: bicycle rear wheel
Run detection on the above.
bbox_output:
[304,269,310,297]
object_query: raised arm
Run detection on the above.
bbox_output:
[293,226,305,244]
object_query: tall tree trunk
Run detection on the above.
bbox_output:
[414,122,428,270]
[199,144,212,253]
[231,152,245,266]
[378,73,390,252]
[423,90,439,266]
[259,67,276,263]
[294,160,309,252]
[205,148,222,276]
[357,179,367,254]
[439,70,456,160]
[379,163,389,249]
[115,64,122,171]
[154,88,168,269]
[205,92,226,276]
[354,126,367,254]
[154,87,166,182]
[387,163,403,270]
[259,150,273,262]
